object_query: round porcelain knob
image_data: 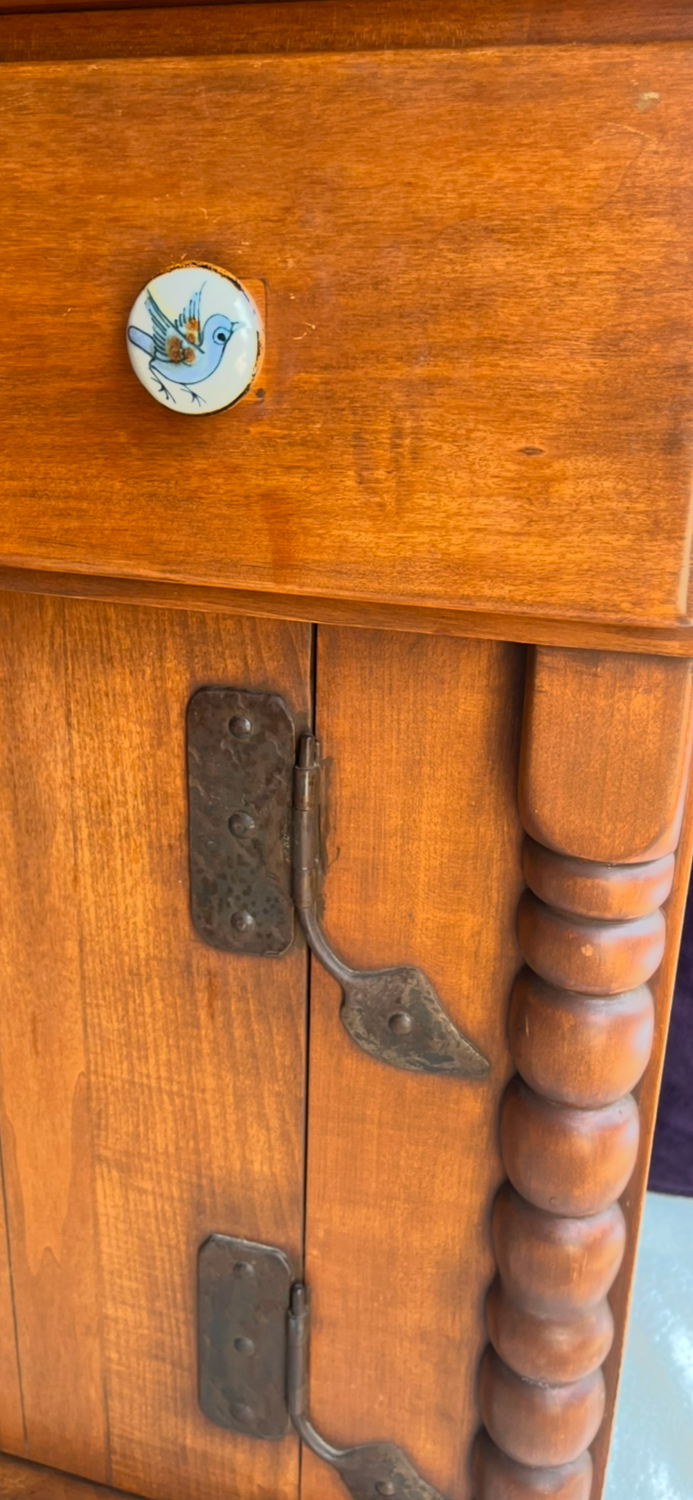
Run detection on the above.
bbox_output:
[126,262,262,415]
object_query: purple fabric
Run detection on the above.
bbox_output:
[649,879,693,1196]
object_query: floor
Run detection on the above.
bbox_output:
[604,1192,693,1500]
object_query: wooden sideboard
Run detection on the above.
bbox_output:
[1,4,692,1499]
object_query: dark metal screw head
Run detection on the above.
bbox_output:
[229,811,256,839]
[229,715,252,739]
[376,1484,396,1497]
[388,1010,413,1036]
[231,910,255,934]
[230,1401,255,1425]
[234,1336,255,1355]
[233,1261,255,1279]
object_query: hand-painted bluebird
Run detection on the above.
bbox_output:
[128,284,241,406]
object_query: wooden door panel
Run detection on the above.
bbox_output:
[301,628,526,1499]
[0,1453,142,1499]
[0,593,107,1477]
[0,1199,22,1458]
[0,593,311,1500]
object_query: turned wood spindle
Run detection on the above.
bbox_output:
[474,647,693,1500]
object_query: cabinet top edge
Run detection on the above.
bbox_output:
[4,0,693,65]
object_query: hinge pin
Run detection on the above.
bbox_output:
[287,1281,311,1422]
[292,733,321,912]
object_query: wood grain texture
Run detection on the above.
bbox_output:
[486,1279,614,1387]
[520,650,693,860]
[6,565,693,660]
[491,1189,626,1321]
[4,0,693,45]
[0,1170,24,1456]
[3,50,693,627]
[516,895,666,995]
[0,593,108,1478]
[500,1084,640,1217]
[477,644,693,1497]
[508,976,655,1107]
[0,1453,142,1499]
[478,1349,605,1469]
[473,1432,592,1500]
[0,593,311,1499]
[301,628,525,1500]
[522,841,675,920]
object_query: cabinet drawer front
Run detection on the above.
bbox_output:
[3,46,693,626]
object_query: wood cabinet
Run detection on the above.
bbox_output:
[0,5,692,1499]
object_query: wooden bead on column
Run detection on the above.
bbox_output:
[474,841,669,1496]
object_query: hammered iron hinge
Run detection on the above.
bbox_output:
[187,687,488,1078]
[199,1233,449,1500]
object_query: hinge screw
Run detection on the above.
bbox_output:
[230,1401,255,1425]
[229,811,256,838]
[234,1337,255,1354]
[388,1011,413,1036]
[376,1484,396,1497]
[231,910,255,934]
[229,715,253,738]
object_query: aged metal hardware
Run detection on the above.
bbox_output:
[187,690,487,1075]
[198,1234,293,1440]
[292,732,489,1078]
[199,1235,447,1499]
[187,688,295,956]
[287,1282,446,1500]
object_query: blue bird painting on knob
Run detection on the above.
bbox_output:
[127,264,263,415]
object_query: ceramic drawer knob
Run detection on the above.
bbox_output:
[127,263,262,415]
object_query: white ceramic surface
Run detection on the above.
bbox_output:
[127,264,262,415]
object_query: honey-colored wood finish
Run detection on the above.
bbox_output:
[301,628,525,1500]
[4,0,693,45]
[0,1198,23,1458]
[0,1453,142,1499]
[3,48,693,630]
[0,596,109,1479]
[6,565,693,660]
[0,593,311,1500]
[520,650,693,862]
[475,647,693,1499]
[2,5,693,1497]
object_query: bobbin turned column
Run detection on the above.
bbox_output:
[473,648,693,1500]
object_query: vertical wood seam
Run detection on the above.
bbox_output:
[297,620,318,1500]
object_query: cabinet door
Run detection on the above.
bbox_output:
[0,599,691,1500]
[0,592,311,1500]
[301,627,526,1499]
[300,627,693,1500]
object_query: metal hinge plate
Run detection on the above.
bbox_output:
[187,688,295,956]
[198,1234,292,1440]
[198,1234,448,1500]
[187,688,488,1078]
